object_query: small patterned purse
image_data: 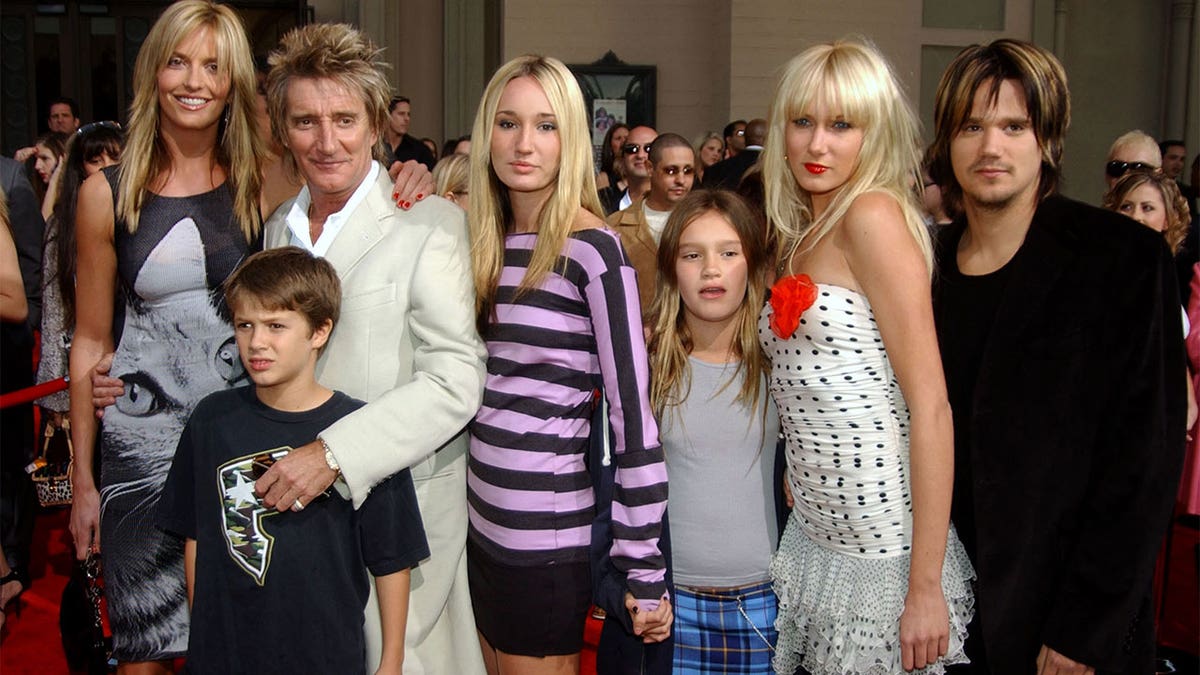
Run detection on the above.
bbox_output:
[30,419,73,508]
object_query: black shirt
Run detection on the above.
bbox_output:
[159,387,429,674]
[934,231,1021,561]
[385,134,436,171]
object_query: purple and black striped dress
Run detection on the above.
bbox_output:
[467,227,669,608]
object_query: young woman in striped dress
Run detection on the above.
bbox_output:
[464,54,672,675]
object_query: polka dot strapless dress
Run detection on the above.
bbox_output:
[760,282,975,675]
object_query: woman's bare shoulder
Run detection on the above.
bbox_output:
[78,171,115,219]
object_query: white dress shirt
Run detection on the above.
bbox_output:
[284,161,382,257]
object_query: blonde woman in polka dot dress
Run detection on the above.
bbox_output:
[758,40,975,674]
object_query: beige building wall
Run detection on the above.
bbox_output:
[311,0,448,144]
[495,0,1037,151]
[1059,0,1173,201]
[498,0,1193,204]
[311,0,1194,204]
[727,0,929,125]
[501,0,731,140]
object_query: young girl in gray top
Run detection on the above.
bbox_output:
[646,189,780,674]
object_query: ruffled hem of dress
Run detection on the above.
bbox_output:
[769,522,976,675]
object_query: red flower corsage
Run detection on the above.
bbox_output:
[768,274,818,340]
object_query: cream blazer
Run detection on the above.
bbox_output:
[265,167,487,674]
[265,168,485,504]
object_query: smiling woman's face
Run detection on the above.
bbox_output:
[156,26,231,137]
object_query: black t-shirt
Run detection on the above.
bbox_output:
[159,387,429,674]
[385,134,436,171]
[934,235,1020,562]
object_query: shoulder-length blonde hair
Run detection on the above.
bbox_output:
[433,152,470,198]
[693,131,724,167]
[118,0,262,240]
[762,39,931,274]
[647,189,769,419]
[1102,170,1191,253]
[468,54,603,319]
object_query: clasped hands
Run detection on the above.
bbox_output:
[623,592,672,644]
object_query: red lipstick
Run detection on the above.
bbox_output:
[804,163,828,175]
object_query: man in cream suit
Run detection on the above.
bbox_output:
[255,24,486,674]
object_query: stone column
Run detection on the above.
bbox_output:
[442,0,489,140]
[357,0,445,147]
[1053,0,1069,59]
[1164,0,1195,139]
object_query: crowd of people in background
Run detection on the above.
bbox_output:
[0,2,1197,675]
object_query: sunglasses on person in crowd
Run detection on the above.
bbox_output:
[1105,160,1157,179]
[76,120,122,135]
[622,143,652,156]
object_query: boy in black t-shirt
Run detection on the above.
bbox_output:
[159,247,428,674]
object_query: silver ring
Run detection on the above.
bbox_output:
[292,498,305,512]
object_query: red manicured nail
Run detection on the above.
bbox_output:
[416,193,424,200]
[392,192,400,202]
[402,201,411,209]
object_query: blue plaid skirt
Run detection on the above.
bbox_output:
[673,581,778,674]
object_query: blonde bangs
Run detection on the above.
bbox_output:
[764,39,929,275]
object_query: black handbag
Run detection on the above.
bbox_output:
[59,552,114,674]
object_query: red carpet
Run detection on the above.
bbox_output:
[0,508,603,674]
[0,508,75,673]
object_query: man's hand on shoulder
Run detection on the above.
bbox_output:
[1036,645,1095,675]
[255,439,338,512]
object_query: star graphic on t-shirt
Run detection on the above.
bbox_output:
[227,470,259,509]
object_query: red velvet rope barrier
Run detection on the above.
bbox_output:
[0,377,68,409]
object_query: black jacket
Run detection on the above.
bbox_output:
[933,195,1186,673]
[587,399,673,675]
[701,149,760,191]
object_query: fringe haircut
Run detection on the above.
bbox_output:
[924,38,1070,215]
[761,38,932,275]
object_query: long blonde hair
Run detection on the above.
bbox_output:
[647,190,769,419]
[117,0,262,240]
[468,54,603,319]
[762,39,931,274]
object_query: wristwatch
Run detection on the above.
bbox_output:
[320,438,340,474]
